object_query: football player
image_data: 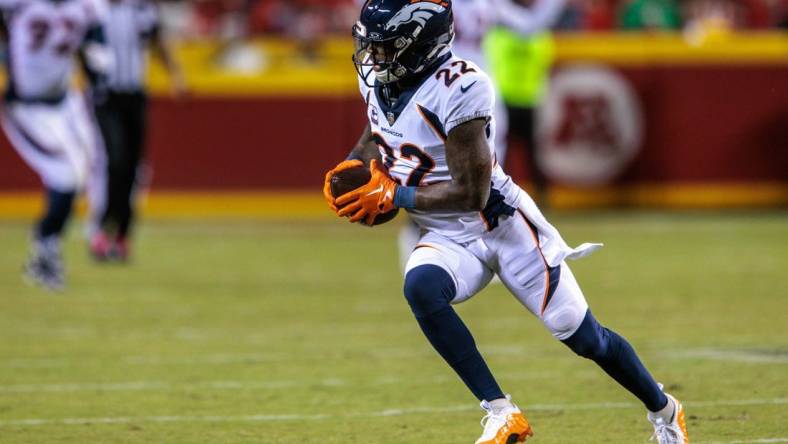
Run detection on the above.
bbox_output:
[392,0,565,269]
[88,0,186,262]
[354,0,565,162]
[323,1,689,443]
[0,0,112,290]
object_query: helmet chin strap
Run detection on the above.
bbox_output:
[375,65,406,84]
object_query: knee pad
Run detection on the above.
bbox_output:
[561,310,610,361]
[543,303,587,340]
[403,264,456,318]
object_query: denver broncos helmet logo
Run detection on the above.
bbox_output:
[385,1,449,32]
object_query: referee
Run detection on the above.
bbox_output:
[90,0,185,262]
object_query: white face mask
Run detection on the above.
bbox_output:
[374,65,407,84]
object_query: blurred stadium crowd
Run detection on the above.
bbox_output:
[161,0,787,41]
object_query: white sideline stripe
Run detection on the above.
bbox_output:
[0,398,785,428]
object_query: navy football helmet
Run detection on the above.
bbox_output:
[352,0,454,87]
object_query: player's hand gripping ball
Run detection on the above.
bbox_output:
[323,159,363,213]
[330,161,399,226]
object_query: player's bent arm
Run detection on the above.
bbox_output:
[334,119,492,220]
[346,123,381,166]
[411,118,492,212]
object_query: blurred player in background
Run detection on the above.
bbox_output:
[89,0,185,262]
[0,0,112,290]
[396,0,564,268]
[453,0,563,162]
[485,2,559,207]
[325,1,689,443]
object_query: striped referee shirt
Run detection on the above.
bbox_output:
[103,0,159,92]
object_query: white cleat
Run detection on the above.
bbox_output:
[24,237,65,292]
[648,393,689,444]
[475,395,533,444]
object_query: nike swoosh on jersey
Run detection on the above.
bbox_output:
[366,185,384,196]
[460,81,478,94]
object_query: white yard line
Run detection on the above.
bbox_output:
[665,348,788,364]
[4,346,785,370]
[735,440,788,443]
[0,371,576,394]
[697,439,788,444]
[0,380,300,393]
[0,398,784,428]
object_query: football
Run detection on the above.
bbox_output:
[330,166,399,226]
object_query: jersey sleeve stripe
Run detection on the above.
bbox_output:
[416,104,447,141]
[446,111,491,132]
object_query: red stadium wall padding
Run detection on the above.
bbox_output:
[618,65,788,183]
[145,97,367,189]
[0,64,785,191]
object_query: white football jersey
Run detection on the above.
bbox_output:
[0,0,106,101]
[359,55,525,243]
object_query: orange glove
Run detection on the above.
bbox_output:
[323,159,364,213]
[336,159,398,225]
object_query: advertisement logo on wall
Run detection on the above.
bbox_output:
[538,65,643,186]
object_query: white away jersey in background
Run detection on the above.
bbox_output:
[359,55,525,244]
[0,0,106,101]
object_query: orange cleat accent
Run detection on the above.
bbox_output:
[676,401,689,443]
[648,391,689,444]
[476,411,533,444]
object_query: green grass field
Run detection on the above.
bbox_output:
[0,212,786,444]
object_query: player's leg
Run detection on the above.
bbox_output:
[555,267,688,443]
[65,92,107,252]
[83,121,107,242]
[403,233,532,443]
[404,234,500,401]
[1,104,83,290]
[491,213,688,443]
[92,93,128,258]
[115,92,146,253]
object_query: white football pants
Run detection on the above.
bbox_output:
[404,205,589,341]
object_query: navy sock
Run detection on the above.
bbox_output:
[404,265,504,402]
[37,189,76,239]
[562,310,668,412]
